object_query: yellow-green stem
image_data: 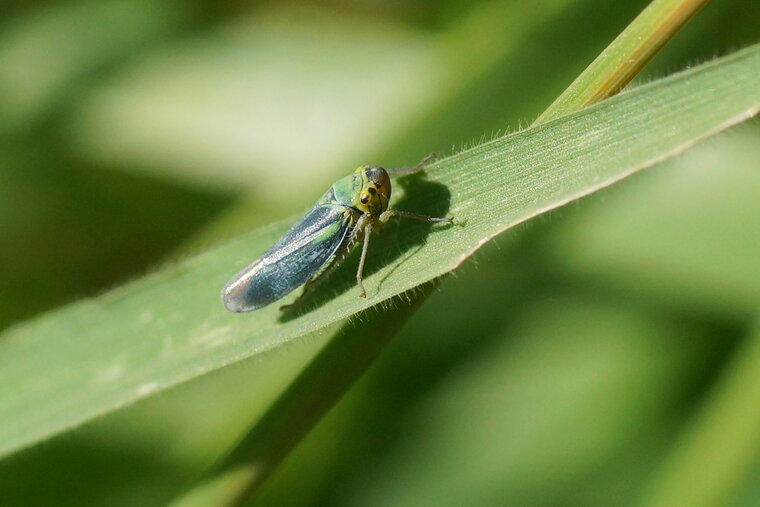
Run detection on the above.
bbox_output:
[536,0,708,124]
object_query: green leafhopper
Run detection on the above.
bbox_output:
[221,154,453,312]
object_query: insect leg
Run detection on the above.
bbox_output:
[356,222,372,298]
[384,153,437,175]
[379,209,454,224]
[280,212,365,311]
[347,213,367,246]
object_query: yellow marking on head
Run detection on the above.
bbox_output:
[354,166,391,215]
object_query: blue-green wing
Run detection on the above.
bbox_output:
[221,204,352,312]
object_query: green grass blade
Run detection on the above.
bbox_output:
[0,44,758,462]
[536,0,708,123]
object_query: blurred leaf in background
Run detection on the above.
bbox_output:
[0,0,758,505]
[0,0,231,329]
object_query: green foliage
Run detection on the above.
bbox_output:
[1,1,759,506]
[1,45,757,465]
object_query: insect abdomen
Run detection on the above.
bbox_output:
[221,204,352,312]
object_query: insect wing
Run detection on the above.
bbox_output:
[221,204,352,312]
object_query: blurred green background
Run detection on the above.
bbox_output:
[1,0,758,505]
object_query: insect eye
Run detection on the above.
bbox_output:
[360,193,369,204]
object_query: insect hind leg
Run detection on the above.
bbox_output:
[279,216,364,311]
